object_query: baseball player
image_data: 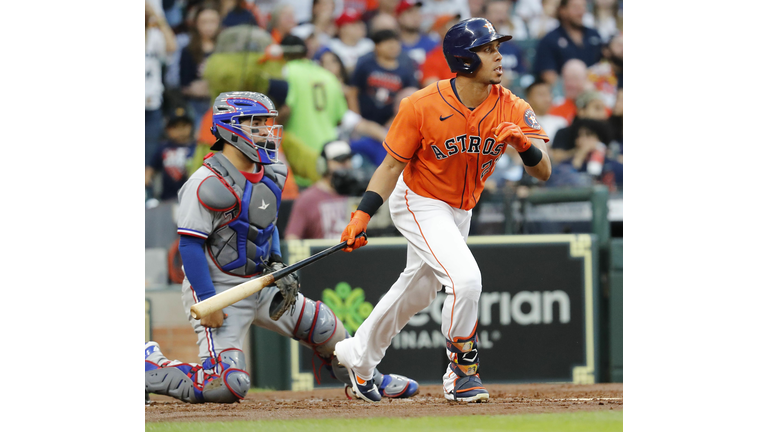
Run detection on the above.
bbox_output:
[334,18,552,403]
[145,91,419,403]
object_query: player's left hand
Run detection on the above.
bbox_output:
[266,261,299,321]
[494,122,531,153]
[341,211,370,252]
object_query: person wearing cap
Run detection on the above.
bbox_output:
[280,35,348,156]
[145,107,197,202]
[419,14,461,87]
[327,9,374,74]
[395,0,438,68]
[284,141,362,240]
[351,29,419,126]
[550,90,611,164]
[546,117,621,190]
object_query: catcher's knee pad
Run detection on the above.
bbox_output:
[446,330,480,377]
[292,298,348,358]
[145,362,206,403]
[200,348,250,402]
[202,368,250,403]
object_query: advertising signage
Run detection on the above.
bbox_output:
[285,234,598,387]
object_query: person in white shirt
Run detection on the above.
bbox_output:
[326,9,374,74]
[145,0,177,165]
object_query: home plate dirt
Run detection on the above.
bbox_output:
[145,383,623,423]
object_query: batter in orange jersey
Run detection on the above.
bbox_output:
[385,79,549,210]
[334,18,552,404]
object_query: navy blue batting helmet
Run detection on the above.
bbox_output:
[443,18,512,74]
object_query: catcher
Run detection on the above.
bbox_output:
[145,91,419,403]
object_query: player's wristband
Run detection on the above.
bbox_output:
[519,144,543,167]
[357,191,384,217]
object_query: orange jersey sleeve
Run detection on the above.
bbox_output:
[383,97,423,163]
[511,99,550,143]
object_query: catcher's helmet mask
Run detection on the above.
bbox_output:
[443,18,513,75]
[210,91,283,164]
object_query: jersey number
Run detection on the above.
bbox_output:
[312,82,327,112]
[481,160,494,180]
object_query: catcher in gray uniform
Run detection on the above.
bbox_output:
[145,91,419,403]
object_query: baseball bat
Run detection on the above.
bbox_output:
[189,233,367,320]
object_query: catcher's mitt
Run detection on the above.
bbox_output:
[265,257,299,321]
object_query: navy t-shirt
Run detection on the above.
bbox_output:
[352,53,419,125]
[150,141,196,201]
[499,41,527,75]
[534,25,603,75]
[179,48,212,88]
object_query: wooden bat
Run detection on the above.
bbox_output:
[189,233,367,320]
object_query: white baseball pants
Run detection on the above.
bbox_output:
[336,176,481,390]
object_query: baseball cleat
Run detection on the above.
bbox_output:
[350,372,382,402]
[444,375,490,403]
[334,345,381,402]
[379,374,419,398]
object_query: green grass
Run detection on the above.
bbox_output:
[146,411,622,432]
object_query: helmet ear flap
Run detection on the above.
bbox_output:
[211,125,221,140]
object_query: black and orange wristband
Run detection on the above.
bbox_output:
[519,144,543,167]
[357,191,384,217]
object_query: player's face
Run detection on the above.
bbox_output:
[473,41,503,85]
[239,116,276,144]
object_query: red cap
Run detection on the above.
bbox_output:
[335,9,362,27]
[395,0,423,16]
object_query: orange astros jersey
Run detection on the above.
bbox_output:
[383,80,549,211]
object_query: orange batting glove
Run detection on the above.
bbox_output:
[494,122,531,153]
[341,211,370,252]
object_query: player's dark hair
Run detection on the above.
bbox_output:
[525,78,550,98]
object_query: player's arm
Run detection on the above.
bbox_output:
[178,235,225,328]
[495,125,552,182]
[340,154,407,251]
[522,138,551,181]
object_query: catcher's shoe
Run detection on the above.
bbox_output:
[145,341,169,367]
[379,374,419,398]
[334,342,381,402]
[444,375,490,403]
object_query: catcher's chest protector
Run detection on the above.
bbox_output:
[198,152,286,277]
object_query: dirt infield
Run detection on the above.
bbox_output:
[145,383,622,423]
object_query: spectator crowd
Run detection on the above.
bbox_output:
[146,0,624,239]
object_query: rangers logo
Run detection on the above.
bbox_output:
[523,109,541,130]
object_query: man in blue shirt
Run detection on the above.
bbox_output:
[351,29,420,126]
[533,0,602,84]
[396,0,439,68]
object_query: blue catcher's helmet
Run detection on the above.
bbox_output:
[443,18,512,74]
[210,91,283,164]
